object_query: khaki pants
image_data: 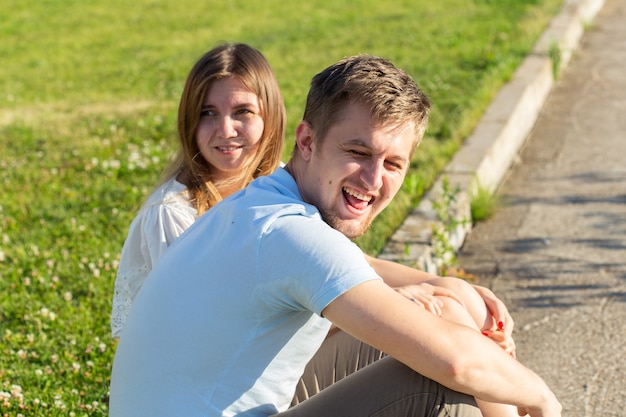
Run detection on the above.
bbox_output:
[276,330,480,417]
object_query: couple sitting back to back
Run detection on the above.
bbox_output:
[109,43,561,417]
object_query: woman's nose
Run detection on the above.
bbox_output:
[216,115,237,138]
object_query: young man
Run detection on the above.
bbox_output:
[109,55,561,417]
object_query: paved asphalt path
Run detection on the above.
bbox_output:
[456,0,626,415]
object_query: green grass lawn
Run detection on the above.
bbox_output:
[1,0,562,415]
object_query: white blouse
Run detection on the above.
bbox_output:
[111,177,198,338]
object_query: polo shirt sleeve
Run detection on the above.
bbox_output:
[256,213,381,316]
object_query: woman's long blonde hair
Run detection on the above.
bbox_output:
[162,43,285,215]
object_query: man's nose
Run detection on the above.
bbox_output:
[360,159,384,190]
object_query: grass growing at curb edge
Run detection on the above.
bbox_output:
[1,1,563,415]
[470,182,501,222]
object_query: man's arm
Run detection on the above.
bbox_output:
[322,280,561,417]
[364,254,438,286]
[364,254,513,334]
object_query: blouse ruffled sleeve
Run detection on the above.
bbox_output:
[111,181,196,338]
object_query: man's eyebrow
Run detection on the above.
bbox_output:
[342,138,372,149]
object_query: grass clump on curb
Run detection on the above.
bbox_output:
[470,183,501,222]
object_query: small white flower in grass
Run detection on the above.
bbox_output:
[54,398,66,409]
[10,385,23,401]
[72,362,81,372]
[0,391,10,408]
[64,291,72,301]
[128,151,141,162]
[0,250,4,262]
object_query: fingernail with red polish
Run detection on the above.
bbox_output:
[482,332,489,337]
[498,321,504,330]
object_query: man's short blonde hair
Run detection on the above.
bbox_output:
[299,54,431,157]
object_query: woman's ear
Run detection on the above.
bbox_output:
[295,121,315,162]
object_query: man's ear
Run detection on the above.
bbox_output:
[295,121,315,162]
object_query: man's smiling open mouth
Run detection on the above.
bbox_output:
[343,187,374,211]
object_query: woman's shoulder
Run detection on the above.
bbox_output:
[142,177,192,209]
[132,177,197,227]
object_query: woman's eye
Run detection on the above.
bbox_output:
[235,108,254,117]
[200,109,216,117]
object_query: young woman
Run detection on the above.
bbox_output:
[111,43,285,338]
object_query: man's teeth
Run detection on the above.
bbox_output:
[343,187,372,202]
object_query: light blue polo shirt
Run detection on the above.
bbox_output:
[109,167,380,417]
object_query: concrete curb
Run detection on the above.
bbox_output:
[379,0,607,273]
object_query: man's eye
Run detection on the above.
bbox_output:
[349,149,367,156]
[385,161,403,171]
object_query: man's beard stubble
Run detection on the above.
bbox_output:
[319,209,374,241]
